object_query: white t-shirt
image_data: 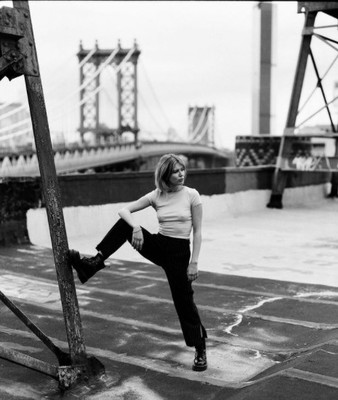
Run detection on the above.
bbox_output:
[143,186,202,239]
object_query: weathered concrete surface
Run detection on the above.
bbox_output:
[1,196,338,398]
[1,240,338,398]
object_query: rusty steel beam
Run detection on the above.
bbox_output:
[268,10,317,208]
[0,290,70,365]
[0,345,88,390]
[285,11,316,129]
[12,1,87,366]
[0,345,59,379]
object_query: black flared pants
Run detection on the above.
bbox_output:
[96,218,207,347]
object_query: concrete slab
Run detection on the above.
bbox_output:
[1,196,338,398]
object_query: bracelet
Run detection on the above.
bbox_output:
[133,226,141,232]
[190,261,198,265]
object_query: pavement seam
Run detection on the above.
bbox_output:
[1,271,338,331]
[280,368,338,389]
[2,259,338,306]
[0,324,249,389]
[3,323,338,391]
[1,295,338,358]
[106,269,338,306]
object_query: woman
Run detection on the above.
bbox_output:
[69,153,207,371]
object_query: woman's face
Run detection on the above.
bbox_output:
[168,162,185,188]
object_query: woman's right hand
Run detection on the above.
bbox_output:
[132,226,144,251]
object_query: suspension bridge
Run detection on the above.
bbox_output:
[0,40,229,177]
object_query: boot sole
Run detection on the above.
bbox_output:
[69,250,88,284]
[192,363,207,372]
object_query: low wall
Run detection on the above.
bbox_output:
[0,177,41,246]
[0,166,332,246]
[27,184,330,251]
[58,168,227,207]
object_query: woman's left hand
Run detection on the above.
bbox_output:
[187,262,199,282]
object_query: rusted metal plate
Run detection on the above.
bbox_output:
[298,2,338,17]
[0,6,24,38]
[0,4,38,77]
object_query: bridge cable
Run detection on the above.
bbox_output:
[139,59,173,128]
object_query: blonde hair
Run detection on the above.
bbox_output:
[155,154,187,192]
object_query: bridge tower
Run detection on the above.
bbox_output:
[77,40,140,145]
[188,105,215,146]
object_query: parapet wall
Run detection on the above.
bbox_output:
[0,166,332,245]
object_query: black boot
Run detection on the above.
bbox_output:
[69,249,105,284]
[192,341,207,372]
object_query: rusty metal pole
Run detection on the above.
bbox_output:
[267,11,316,209]
[12,0,87,365]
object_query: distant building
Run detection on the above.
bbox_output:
[0,103,33,151]
[298,125,336,157]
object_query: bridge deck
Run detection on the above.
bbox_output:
[0,141,228,177]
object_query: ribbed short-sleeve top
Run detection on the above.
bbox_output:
[142,186,202,239]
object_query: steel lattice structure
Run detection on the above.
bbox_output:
[268,2,338,208]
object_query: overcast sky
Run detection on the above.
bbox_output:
[1,1,337,150]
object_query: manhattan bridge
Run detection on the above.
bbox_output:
[0,40,229,177]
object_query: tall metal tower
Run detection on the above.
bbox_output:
[268,2,338,208]
[77,40,140,145]
[252,2,277,135]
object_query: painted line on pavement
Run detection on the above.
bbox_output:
[107,269,338,306]
[1,271,338,331]
[77,285,338,330]
[2,288,338,359]
[2,252,338,306]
